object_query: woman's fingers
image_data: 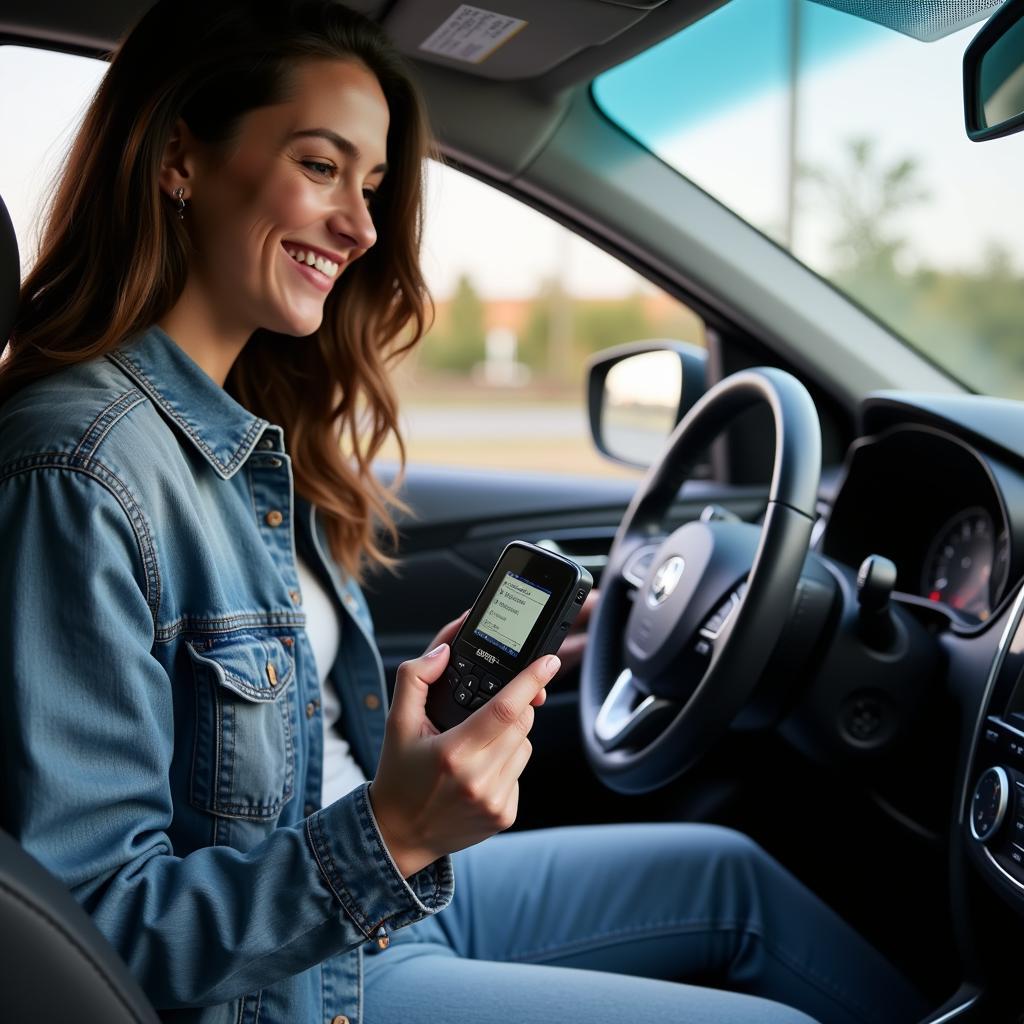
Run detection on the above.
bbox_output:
[454,655,559,748]
[388,643,450,740]
[498,780,520,832]
[495,732,533,786]
[480,703,533,769]
[574,588,599,629]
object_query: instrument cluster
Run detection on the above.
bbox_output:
[823,425,1015,627]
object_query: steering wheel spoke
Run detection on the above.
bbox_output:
[618,538,666,590]
[593,669,677,752]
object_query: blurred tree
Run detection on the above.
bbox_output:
[519,277,561,374]
[420,273,486,372]
[800,140,1024,399]
[520,281,656,380]
[573,291,653,358]
[800,136,929,279]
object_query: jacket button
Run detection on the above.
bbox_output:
[331,1016,350,1024]
[364,693,381,710]
[259,437,275,449]
[266,662,278,687]
[306,701,316,719]
[265,509,283,527]
[289,589,302,605]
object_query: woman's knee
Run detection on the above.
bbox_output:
[677,822,772,870]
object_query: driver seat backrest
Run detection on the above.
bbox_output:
[0,190,161,1023]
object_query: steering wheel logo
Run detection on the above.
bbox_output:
[647,556,685,607]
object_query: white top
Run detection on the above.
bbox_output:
[294,551,367,807]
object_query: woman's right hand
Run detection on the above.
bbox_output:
[368,644,559,878]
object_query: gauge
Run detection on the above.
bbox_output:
[922,507,1009,622]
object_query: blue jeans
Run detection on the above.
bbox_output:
[364,822,929,1024]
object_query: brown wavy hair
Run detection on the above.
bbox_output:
[0,0,436,580]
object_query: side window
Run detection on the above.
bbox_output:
[0,46,107,271]
[386,162,706,478]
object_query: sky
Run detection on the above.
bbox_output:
[2,1,1023,302]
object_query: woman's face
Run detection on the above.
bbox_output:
[183,58,389,340]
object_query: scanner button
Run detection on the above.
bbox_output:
[455,656,473,675]
[445,668,460,689]
[453,687,473,706]
[461,675,479,693]
[575,589,586,604]
[480,676,501,696]
[469,696,487,710]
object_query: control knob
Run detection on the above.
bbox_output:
[970,766,1009,843]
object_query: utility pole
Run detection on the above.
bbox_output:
[784,0,802,252]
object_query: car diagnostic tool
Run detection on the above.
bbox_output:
[426,541,593,732]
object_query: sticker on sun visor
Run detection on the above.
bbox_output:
[419,5,527,65]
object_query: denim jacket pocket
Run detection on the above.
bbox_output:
[187,633,297,821]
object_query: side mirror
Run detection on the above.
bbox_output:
[586,340,706,468]
[964,0,1024,141]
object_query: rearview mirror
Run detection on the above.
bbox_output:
[587,341,706,468]
[964,0,1024,141]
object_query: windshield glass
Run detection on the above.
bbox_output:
[593,0,1024,400]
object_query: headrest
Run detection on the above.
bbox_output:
[0,193,19,346]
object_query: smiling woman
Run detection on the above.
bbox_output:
[1,0,434,580]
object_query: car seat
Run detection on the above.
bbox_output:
[0,190,161,1023]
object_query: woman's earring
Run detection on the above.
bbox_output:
[173,186,186,221]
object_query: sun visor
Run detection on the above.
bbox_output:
[805,0,1001,43]
[384,0,669,80]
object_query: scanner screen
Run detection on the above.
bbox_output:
[473,572,551,658]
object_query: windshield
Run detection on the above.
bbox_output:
[593,0,1024,400]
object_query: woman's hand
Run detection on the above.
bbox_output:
[368,644,559,878]
[555,588,599,675]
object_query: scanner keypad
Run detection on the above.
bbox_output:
[448,657,501,712]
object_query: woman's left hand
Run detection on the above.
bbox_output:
[424,588,600,680]
[554,588,599,675]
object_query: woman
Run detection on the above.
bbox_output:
[0,2,929,1023]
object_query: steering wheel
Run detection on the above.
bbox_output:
[580,367,821,794]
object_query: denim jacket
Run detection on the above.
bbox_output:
[0,323,454,1023]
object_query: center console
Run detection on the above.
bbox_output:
[963,585,1024,906]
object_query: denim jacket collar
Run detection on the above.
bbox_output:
[106,323,272,480]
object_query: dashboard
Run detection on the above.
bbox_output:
[820,391,1024,934]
